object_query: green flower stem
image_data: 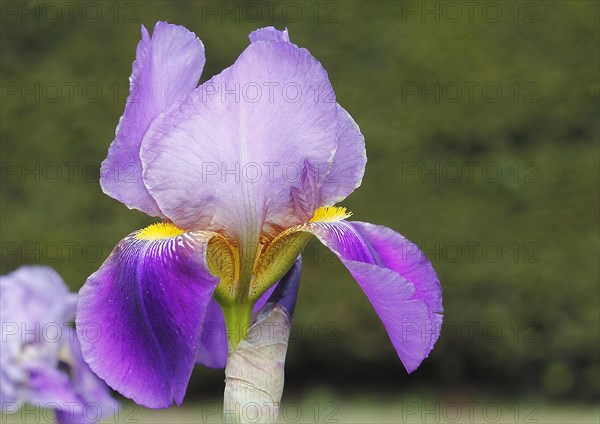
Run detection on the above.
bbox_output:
[222,301,253,350]
[221,237,257,349]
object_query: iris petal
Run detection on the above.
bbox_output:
[249,27,290,43]
[64,328,119,421]
[76,230,219,408]
[141,36,339,241]
[303,220,443,373]
[100,21,205,216]
[25,364,81,409]
[318,105,366,206]
[195,299,228,369]
[248,28,366,210]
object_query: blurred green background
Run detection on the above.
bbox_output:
[1,0,598,422]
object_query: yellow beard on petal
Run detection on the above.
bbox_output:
[159,206,352,305]
[136,222,186,240]
[310,206,352,223]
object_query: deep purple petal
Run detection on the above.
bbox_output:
[306,221,443,373]
[76,230,219,408]
[249,27,290,43]
[253,282,280,316]
[195,299,228,369]
[261,257,302,317]
[141,39,339,241]
[196,283,280,369]
[100,21,205,216]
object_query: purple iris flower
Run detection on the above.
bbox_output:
[0,266,117,424]
[77,23,443,409]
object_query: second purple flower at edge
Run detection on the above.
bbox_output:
[76,23,444,409]
[1,266,117,424]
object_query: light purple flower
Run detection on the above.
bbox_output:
[0,266,117,424]
[78,23,443,409]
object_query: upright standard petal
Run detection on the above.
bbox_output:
[141,39,339,242]
[249,27,290,43]
[100,21,205,216]
[248,28,366,209]
[76,228,219,408]
[317,106,366,206]
[304,219,443,373]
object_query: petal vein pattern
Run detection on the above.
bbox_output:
[141,41,339,243]
[100,22,205,216]
[76,230,220,408]
[298,219,443,372]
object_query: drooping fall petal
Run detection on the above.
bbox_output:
[76,230,219,408]
[100,21,205,216]
[304,220,443,372]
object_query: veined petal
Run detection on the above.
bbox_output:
[76,227,219,408]
[100,21,205,216]
[248,28,366,210]
[318,105,366,206]
[141,36,339,242]
[63,328,119,423]
[195,299,227,369]
[300,219,443,373]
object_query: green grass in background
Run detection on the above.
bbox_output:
[3,394,600,424]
